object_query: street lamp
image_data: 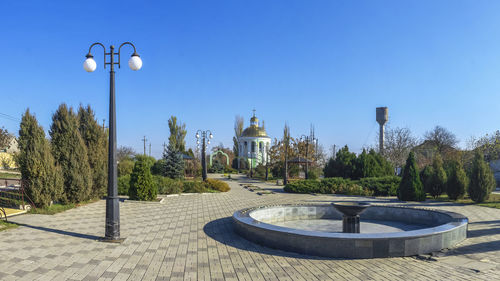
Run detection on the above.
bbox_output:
[84,42,142,242]
[300,134,316,180]
[196,130,213,181]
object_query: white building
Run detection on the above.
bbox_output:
[238,112,271,169]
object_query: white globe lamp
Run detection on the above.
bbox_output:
[128,53,142,71]
[83,55,97,72]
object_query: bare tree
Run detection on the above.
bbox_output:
[117,146,136,162]
[232,115,244,157]
[383,127,418,168]
[424,126,458,153]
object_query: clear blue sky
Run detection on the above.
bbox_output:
[2,0,500,158]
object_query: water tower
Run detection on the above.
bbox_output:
[376,107,388,152]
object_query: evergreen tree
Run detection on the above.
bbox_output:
[167,116,187,152]
[324,145,357,178]
[354,149,393,179]
[18,109,63,207]
[151,159,166,175]
[398,152,426,201]
[429,154,447,198]
[468,151,495,203]
[129,156,157,201]
[446,160,467,200]
[50,104,92,203]
[78,105,107,198]
[420,165,434,194]
[163,143,184,179]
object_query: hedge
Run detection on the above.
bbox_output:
[355,176,401,196]
[284,177,373,196]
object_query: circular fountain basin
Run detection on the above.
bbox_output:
[232,204,468,258]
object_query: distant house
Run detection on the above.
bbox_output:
[0,136,18,154]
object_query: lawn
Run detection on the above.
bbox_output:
[432,193,500,209]
[0,220,18,232]
[29,199,100,215]
[0,172,21,179]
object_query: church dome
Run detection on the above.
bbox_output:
[241,112,269,138]
[241,125,268,137]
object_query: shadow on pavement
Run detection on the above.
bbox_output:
[14,223,102,241]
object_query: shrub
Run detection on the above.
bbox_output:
[354,149,394,179]
[208,162,224,173]
[428,154,447,198]
[153,175,183,194]
[118,175,130,195]
[204,179,230,192]
[129,157,157,201]
[468,151,496,203]
[151,159,166,175]
[284,178,373,196]
[446,161,467,200]
[118,159,134,177]
[182,181,208,193]
[398,152,426,201]
[356,176,401,196]
[323,145,356,178]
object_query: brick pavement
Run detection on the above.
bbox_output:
[0,174,499,280]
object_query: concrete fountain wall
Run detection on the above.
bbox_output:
[232,205,468,259]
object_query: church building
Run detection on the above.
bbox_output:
[238,111,271,169]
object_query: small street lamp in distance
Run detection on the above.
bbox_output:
[84,42,142,243]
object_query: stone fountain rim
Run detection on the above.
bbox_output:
[233,203,468,239]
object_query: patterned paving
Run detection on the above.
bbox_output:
[0,174,499,280]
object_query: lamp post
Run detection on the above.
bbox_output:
[83,42,142,242]
[300,134,316,180]
[196,130,213,181]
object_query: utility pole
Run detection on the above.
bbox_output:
[142,136,147,155]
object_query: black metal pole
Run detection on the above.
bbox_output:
[283,141,288,185]
[202,135,207,181]
[105,45,120,241]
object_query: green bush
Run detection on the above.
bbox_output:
[182,181,208,193]
[420,165,434,194]
[151,159,166,175]
[204,179,230,192]
[446,161,467,200]
[129,157,157,201]
[118,175,130,195]
[429,155,447,198]
[208,162,224,173]
[153,175,183,194]
[284,178,373,196]
[398,152,426,201]
[118,159,134,177]
[468,151,496,203]
[356,176,401,196]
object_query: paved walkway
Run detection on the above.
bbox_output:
[0,174,499,280]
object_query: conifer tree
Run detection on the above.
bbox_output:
[163,143,184,179]
[78,105,107,198]
[429,154,447,198]
[50,104,92,203]
[398,152,426,201]
[18,109,63,207]
[129,155,157,201]
[446,160,467,200]
[469,151,495,203]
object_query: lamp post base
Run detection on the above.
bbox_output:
[99,237,126,244]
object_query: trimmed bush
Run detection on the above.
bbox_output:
[284,178,373,196]
[468,151,496,203]
[446,161,467,200]
[118,175,130,196]
[356,176,401,196]
[129,157,157,201]
[204,179,230,192]
[398,152,426,201]
[154,175,183,194]
[182,181,208,193]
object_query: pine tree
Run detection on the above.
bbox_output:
[78,105,107,198]
[18,109,63,207]
[429,154,447,198]
[446,160,467,200]
[398,152,426,201]
[420,165,434,194]
[50,104,92,203]
[163,143,184,179]
[129,156,157,201]
[468,151,495,203]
